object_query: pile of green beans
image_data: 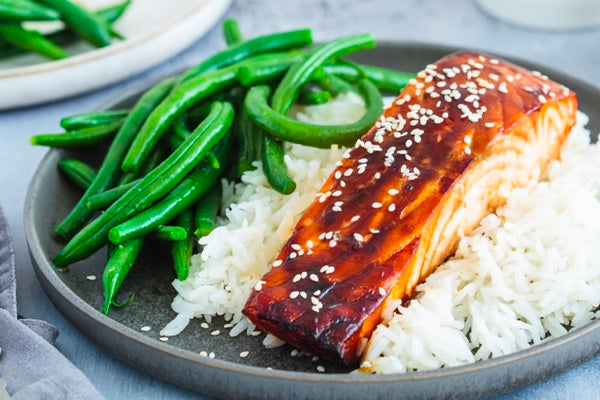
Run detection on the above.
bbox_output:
[0,0,130,60]
[31,19,416,316]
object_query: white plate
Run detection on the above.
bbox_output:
[0,0,232,110]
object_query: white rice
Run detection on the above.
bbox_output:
[163,95,600,374]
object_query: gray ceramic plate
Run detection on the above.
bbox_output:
[25,43,600,400]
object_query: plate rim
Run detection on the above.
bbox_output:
[24,41,600,398]
[0,0,230,79]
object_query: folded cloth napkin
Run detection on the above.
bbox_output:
[0,207,104,400]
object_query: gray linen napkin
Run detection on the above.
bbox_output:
[0,206,104,400]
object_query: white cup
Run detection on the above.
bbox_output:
[475,0,600,30]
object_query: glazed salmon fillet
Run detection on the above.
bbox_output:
[243,51,577,365]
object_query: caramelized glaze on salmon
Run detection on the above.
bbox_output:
[243,51,578,365]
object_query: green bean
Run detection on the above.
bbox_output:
[102,237,143,315]
[0,24,68,60]
[299,86,331,105]
[58,158,97,191]
[262,135,296,194]
[235,51,305,86]
[55,78,175,239]
[323,63,415,93]
[118,145,166,185]
[222,18,242,46]
[313,67,356,95]
[237,104,261,176]
[0,0,60,21]
[31,119,124,147]
[152,225,187,241]
[86,180,137,211]
[0,1,130,59]
[271,33,375,114]
[179,28,312,84]
[95,0,131,23]
[124,52,307,173]
[53,101,234,267]
[173,111,192,140]
[246,79,382,148]
[193,182,221,238]
[60,109,129,130]
[108,131,233,244]
[172,208,193,281]
[122,68,238,173]
[255,35,373,194]
[36,0,112,47]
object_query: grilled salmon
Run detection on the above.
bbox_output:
[243,51,578,365]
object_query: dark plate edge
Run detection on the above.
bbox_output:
[23,41,600,399]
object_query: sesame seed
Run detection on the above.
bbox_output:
[240,351,249,358]
[86,275,97,281]
[310,274,319,282]
[332,190,342,197]
[200,351,208,357]
[538,94,547,104]
[374,172,381,179]
[314,290,321,296]
[300,291,307,299]
[140,326,151,332]
[354,233,364,242]
[464,136,472,144]
[291,244,301,251]
[485,122,494,128]
[317,365,325,372]
[388,204,396,212]
[301,271,307,279]
[372,202,383,209]
[159,337,168,342]
[334,171,342,179]
[370,228,380,234]
[273,260,282,267]
[378,287,386,296]
[224,323,234,329]
[289,252,297,259]
[293,274,301,283]
[350,215,360,222]
[201,322,209,329]
[251,330,262,337]
[211,330,220,336]
[388,189,399,195]
[209,352,215,359]
[290,291,299,299]
[465,147,472,155]
[498,82,508,93]
[344,168,353,177]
